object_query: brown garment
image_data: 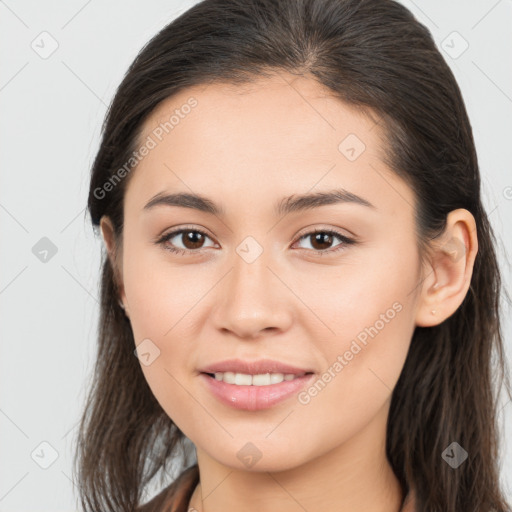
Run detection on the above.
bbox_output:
[400,487,417,512]
[137,463,417,512]
[137,464,199,512]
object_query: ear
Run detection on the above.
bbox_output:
[415,208,478,327]
[99,215,128,315]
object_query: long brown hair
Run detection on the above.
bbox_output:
[76,0,512,510]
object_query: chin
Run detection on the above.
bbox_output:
[201,441,315,474]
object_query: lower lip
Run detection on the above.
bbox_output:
[200,373,315,411]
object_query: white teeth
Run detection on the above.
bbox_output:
[212,372,303,386]
[251,373,270,386]
[235,373,252,385]
[222,371,236,384]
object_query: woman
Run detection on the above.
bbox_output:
[75,0,512,511]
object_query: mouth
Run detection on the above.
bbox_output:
[198,358,314,378]
[198,358,316,410]
[199,370,315,411]
[201,371,314,386]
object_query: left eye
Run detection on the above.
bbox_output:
[156,228,356,256]
[294,230,355,253]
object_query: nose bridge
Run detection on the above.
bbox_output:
[212,236,291,337]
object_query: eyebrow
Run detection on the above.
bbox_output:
[143,188,376,217]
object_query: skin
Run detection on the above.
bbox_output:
[100,71,478,512]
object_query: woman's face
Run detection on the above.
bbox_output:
[110,72,426,472]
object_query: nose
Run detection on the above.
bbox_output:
[211,249,293,339]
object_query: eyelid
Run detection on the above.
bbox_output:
[293,224,356,241]
[155,224,215,242]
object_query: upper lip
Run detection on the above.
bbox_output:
[199,358,314,376]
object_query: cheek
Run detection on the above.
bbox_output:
[121,241,213,429]
[122,237,207,341]
[290,286,416,460]
[298,241,419,406]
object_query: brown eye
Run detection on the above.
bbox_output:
[157,228,216,255]
[309,232,336,250]
[180,230,207,250]
[295,229,356,255]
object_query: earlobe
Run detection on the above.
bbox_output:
[415,209,478,327]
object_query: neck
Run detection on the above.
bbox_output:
[189,399,404,512]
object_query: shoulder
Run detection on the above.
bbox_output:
[137,464,199,512]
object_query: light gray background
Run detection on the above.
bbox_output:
[1,0,511,510]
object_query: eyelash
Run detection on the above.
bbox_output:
[155,226,357,257]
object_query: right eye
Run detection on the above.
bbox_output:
[156,227,217,255]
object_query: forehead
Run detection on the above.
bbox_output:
[139,72,379,161]
[125,72,415,219]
